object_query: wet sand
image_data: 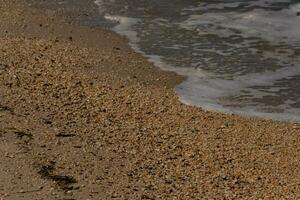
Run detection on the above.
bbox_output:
[0,0,299,199]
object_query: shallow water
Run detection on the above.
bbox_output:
[92,0,300,122]
[29,0,300,122]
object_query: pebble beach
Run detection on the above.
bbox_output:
[0,0,299,199]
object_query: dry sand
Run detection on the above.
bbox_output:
[0,0,299,199]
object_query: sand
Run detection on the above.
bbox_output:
[0,0,299,199]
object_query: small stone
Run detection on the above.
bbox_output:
[111,192,118,198]
[66,190,73,194]
[292,125,299,130]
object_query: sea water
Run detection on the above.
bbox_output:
[29,0,300,122]
[93,0,300,122]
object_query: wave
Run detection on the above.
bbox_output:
[94,0,300,122]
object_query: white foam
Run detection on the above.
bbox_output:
[104,14,140,44]
[235,65,300,86]
[94,0,115,14]
[180,3,300,45]
[177,76,300,123]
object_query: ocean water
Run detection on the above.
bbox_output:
[28,0,300,122]
[93,0,300,122]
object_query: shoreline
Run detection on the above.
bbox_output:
[30,0,300,124]
[0,0,299,199]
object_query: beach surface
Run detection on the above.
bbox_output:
[0,0,299,199]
